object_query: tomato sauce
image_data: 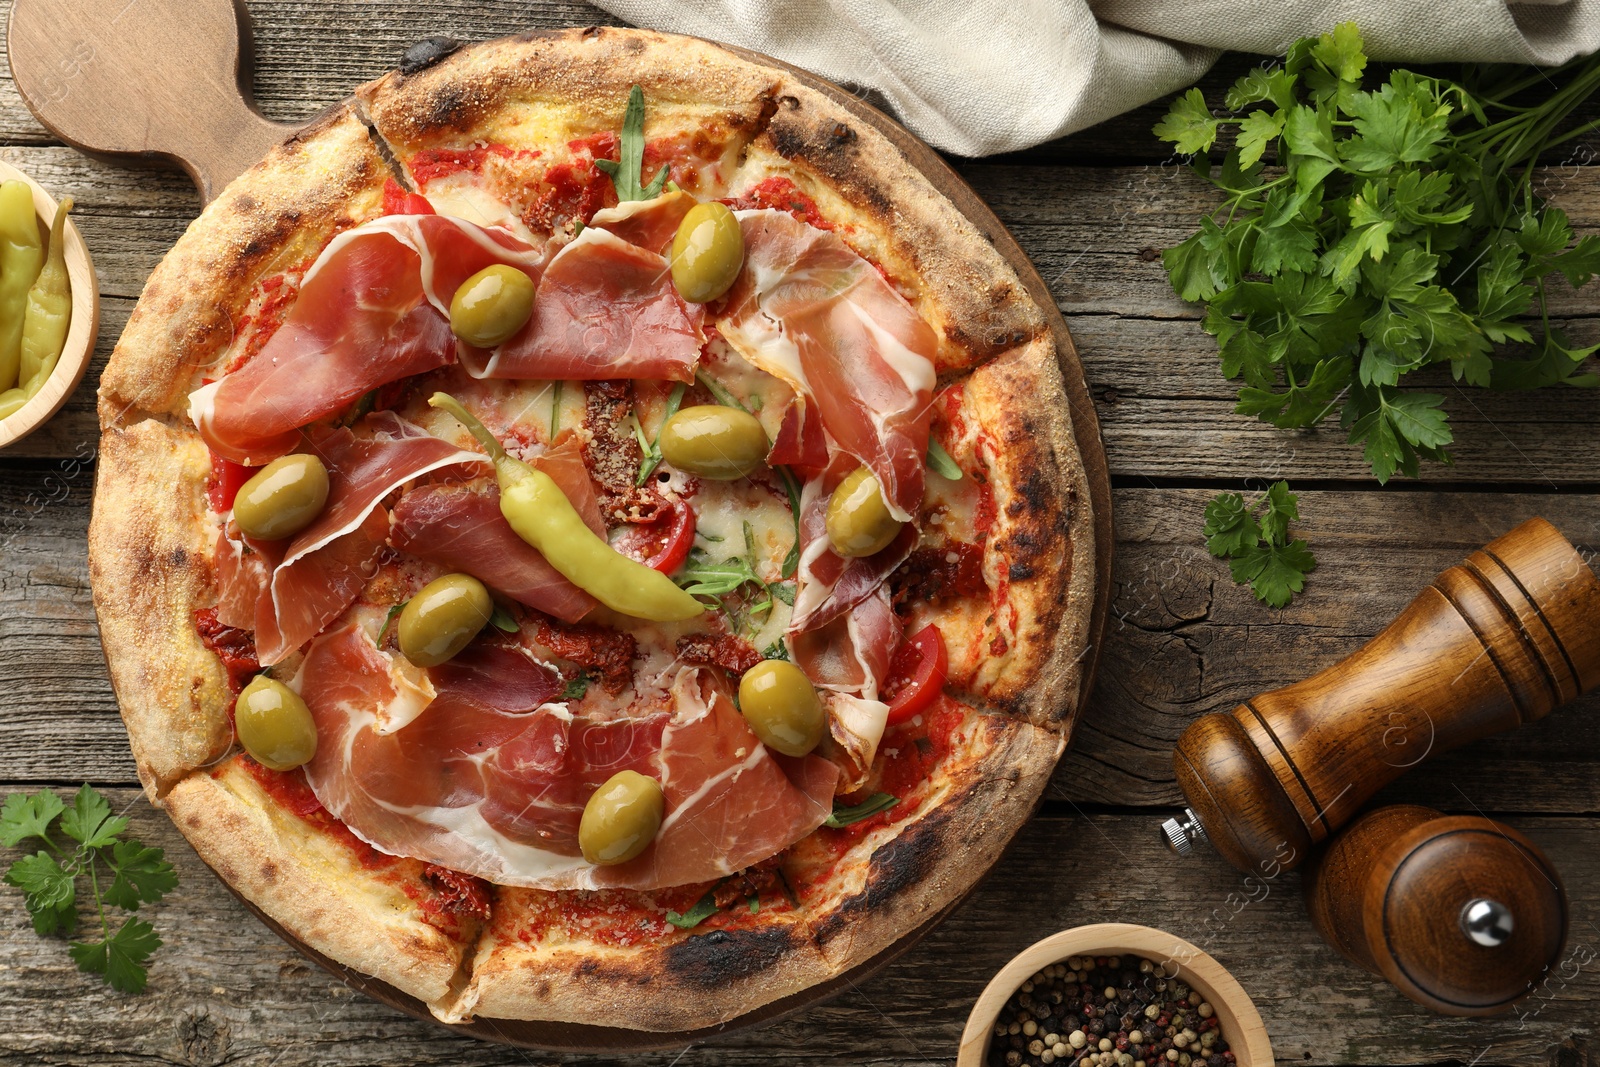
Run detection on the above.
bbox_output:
[725,176,835,231]
[524,133,620,233]
[819,697,966,850]
[237,756,396,872]
[192,608,259,693]
[409,143,538,186]
[224,272,301,375]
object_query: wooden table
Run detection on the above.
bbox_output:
[3,4,1598,1064]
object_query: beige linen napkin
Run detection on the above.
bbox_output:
[591,0,1600,155]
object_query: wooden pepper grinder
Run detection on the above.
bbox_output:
[1162,517,1600,874]
[1303,804,1568,1016]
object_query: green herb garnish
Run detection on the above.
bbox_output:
[665,890,719,929]
[550,380,563,437]
[635,381,688,486]
[378,601,407,644]
[926,439,963,480]
[696,371,752,413]
[562,673,590,701]
[761,640,791,661]
[1155,24,1600,483]
[595,85,668,203]
[824,793,899,828]
[489,603,519,633]
[1203,482,1317,608]
[2,786,177,993]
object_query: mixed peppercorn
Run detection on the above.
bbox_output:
[986,955,1232,1067]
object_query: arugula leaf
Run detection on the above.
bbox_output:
[761,640,791,662]
[2,786,175,991]
[488,603,519,634]
[594,85,667,203]
[636,381,688,486]
[70,916,161,994]
[665,891,719,930]
[378,601,406,644]
[925,439,963,480]
[562,673,590,702]
[676,551,766,600]
[1154,24,1600,483]
[824,793,899,828]
[0,790,65,848]
[1202,482,1317,607]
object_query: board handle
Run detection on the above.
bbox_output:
[7,0,300,203]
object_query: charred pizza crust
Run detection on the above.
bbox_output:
[88,26,1098,1034]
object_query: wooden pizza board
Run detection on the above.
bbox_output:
[11,1,1114,1050]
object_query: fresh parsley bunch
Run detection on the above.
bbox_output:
[2,785,177,992]
[1156,24,1600,482]
[1203,482,1317,607]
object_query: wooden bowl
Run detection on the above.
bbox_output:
[957,923,1273,1067]
[0,158,98,449]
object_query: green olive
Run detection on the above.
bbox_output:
[670,201,744,304]
[397,573,493,667]
[235,676,318,771]
[232,454,330,541]
[579,770,666,865]
[449,264,536,348]
[825,467,904,558]
[658,405,769,480]
[737,660,825,757]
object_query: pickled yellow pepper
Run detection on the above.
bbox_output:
[19,198,73,397]
[429,392,703,622]
[0,181,44,396]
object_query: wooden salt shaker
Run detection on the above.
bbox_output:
[1303,804,1567,1016]
[1163,518,1600,875]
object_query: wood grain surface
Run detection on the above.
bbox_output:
[1,3,1598,1065]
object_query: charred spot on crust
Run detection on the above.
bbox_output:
[423,83,474,137]
[812,809,949,948]
[169,548,187,567]
[259,861,278,884]
[664,926,794,986]
[1009,562,1035,581]
[400,37,461,76]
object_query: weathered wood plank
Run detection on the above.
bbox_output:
[6,471,1598,815]
[1058,488,1600,812]
[0,793,1592,1067]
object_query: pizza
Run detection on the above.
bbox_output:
[87,28,1096,1031]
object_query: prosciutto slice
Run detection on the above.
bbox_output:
[246,413,489,664]
[789,455,919,634]
[464,192,704,381]
[299,624,837,890]
[721,209,939,520]
[389,434,603,623]
[391,484,596,623]
[191,215,541,465]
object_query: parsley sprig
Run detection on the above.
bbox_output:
[596,85,668,203]
[1156,24,1600,483]
[2,786,177,993]
[1203,482,1317,608]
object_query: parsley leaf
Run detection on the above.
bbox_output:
[1,786,176,992]
[594,85,667,203]
[1202,482,1317,608]
[665,891,719,930]
[0,790,65,847]
[61,784,127,850]
[825,793,899,828]
[1154,24,1600,483]
[70,916,161,994]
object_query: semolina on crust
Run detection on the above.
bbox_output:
[89,27,1097,1033]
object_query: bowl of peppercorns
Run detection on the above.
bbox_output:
[956,923,1272,1067]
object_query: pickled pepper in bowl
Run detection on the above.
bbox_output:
[0,190,73,421]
